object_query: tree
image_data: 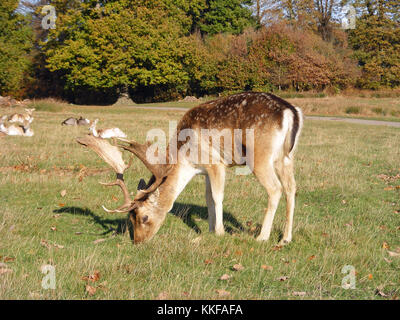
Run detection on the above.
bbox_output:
[198,0,256,35]
[43,0,194,103]
[348,14,400,88]
[0,0,33,97]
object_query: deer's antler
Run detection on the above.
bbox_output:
[76,135,135,213]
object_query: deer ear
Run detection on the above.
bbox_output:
[137,179,147,191]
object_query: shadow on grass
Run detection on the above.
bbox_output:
[53,206,133,238]
[54,202,248,238]
[171,202,245,235]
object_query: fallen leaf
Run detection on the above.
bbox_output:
[261,265,273,271]
[292,291,306,296]
[54,243,64,249]
[271,245,282,251]
[384,187,394,191]
[234,250,243,256]
[82,270,100,282]
[112,195,118,202]
[368,274,373,280]
[387,251,400,257]
[50,226,57,231]
[86,284,96,296]
[232,263,244,271]
[277,276,289,281]
[308,255,316,261]
[60,190,67,197]
[40,239,51,249]
[216,289,230,297]
[93,238,106,244]
[156,291,169,300]
[220,274,231,280]
[58,203,65,207]
[382,242,390,249]
[3,257,15,263]
[204,259,213,265]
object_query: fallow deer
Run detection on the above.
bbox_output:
[8,108,35,124]
[78,92,303,245]
[89,119,127,139]
[0,115,34,136]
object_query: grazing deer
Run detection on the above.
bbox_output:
[0,115,34,136]
[89,119,127,139]
[78,92,303,245]
[9,108,35,124]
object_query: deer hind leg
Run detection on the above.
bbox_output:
[205,165,225,235]
[275,156,296,245]
[254,162,282,242]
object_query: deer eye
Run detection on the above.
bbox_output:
[142,215,149,224]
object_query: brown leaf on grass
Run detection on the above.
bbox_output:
[271,245,282,251]
[204,259,213,265]
[3,257,15,263]
[277,276,289,281]
[50,226,57,231]
[156,292,169,300]
[382,242,390,249]
[93,238,106,244]
[112,195,118,202]
[60,190,67,197]
[82,270,100,282]
[86,284,96,296]
[216,289,230,297]
[261,265,273,271]
[220,274,231,280]
[292,291,306,297]
[368,274,373,280]
[232,263,244,271]
[40,239,51,249]
[234,250,243,256]
[308,255,316,261]
[58,203,65,207]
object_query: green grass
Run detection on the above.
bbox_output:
[0,104,399,300]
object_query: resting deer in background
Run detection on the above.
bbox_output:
[8,108,35,124]
[89,119,127,139]
[0,115,34,137]
[78,92,303,245]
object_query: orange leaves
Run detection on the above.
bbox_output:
[82,271,103,296]
[261,265,273,271]
[382,242,390,250]
[308,255,316,261]
[204,259,213,265]
[82,270,100,283]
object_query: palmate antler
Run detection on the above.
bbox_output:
[77,134,173,213]
[76,135,135,213]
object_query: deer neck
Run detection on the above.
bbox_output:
[151,161,203,215]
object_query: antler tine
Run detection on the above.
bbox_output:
[100,175,136,213]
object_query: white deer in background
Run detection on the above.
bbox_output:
[89,119,127,139]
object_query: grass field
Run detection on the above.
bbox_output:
[0,102,399,300]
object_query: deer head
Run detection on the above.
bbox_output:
[77,135,173,243]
